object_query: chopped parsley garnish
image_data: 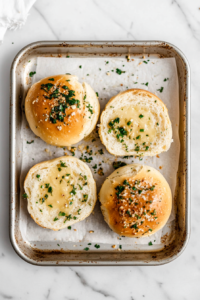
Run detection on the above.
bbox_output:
[141,82,148,86]
[127,121,132,126]
[115,185,125,198]
[113,161,127,169]
[148,241,153,246]
[164,78,169,81]
[126,210,132,217]
[117,127,127,137]
[27,140,34,144]
[98,149,104,155]
[64,215,72,223]
[139,114,144,118]
[131,223,138,229]
[94,244,100,249]
[140,129,144,132]
[150,185,155,191]
[60,161,67,167]
[145,146,149,151]
[22,193,28,198]
[48,204,53,208]
[86,103,93,114]
[29,71,36,77]
[84,247,89,251]
[157,87,164,93]
[96,92,99,97]
[79,65,82,68]
[116,68,126,75]
[136,135,141,140]
[36,174,40,179]
[48,186,53,194]
[59,211,66,216]
[68,226,71,230]
[123,179,130,186]
[70,185,76,195]
[41,82,54,92]
[82,194,88,202]
[48,78,54,81]
[62,85,68,90]
[54,217,59,221]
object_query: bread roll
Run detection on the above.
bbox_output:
[24,156,97,230]
[99,89,172,156]
[25,75,100,146]
[99,164,172,238]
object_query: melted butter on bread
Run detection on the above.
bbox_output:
[108,105,158,152]
[24,156,97,230]
[38,163,75,215]
[99,89,172,156]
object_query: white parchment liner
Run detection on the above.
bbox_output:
[19,57,179,245]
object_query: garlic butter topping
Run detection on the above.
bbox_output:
[107,105,162,153]
[106,176,163,236]
[35,160,89,223]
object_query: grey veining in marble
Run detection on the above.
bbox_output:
[0,0,198,299]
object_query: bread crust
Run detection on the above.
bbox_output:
[25,75,100,146]
[24,156,97,230]
[99,164,172,238]
[99,89,172,156]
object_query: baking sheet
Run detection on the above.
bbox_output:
[20,56,179,246]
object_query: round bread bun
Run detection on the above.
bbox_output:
[99,89,172,156]
[25,74,100,146]
[24,156,97,230]
[99,164,172,238]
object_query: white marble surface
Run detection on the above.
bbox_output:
[0,0,198,299]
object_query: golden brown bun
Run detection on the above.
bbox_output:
[99,164,172,238]
[25,75,100,146]
[24,156,97,230]
[99,89,172,156]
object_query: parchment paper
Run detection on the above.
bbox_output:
[20,56,179,245]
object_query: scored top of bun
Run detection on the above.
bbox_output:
[99,164,172,238]
[25,75,100,146]
[99,89,172,156]
[24,156,97,230]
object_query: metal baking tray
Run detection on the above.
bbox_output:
[10,41,190,266]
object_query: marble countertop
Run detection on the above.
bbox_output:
[0,0,198,299]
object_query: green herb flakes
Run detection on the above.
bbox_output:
[116,68,126,75]
[29,71,36,77]
[27,140,34,144]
